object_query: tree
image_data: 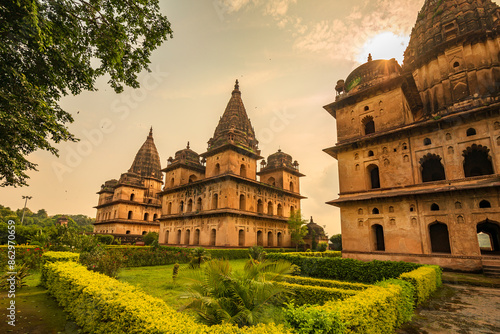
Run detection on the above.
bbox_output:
[0,0,173,187]
[330,234,342,251]
[288,210,308,251]
[182,259,292,327]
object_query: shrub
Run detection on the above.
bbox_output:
[0,263,30,290]
[376,279,415,327]
[43,261,291,333]
[143,232,158,246]
[79,247,123,278]
[277,282,357,306]
[248,245,265,261]
[188,247,211,269]
[284,303,344,334]
[267,255,420,284]
[172,263,179,281]
[316,242,328,252]
[40,251,79,286]
[399,265,442,305]
[280,275,370,291]
[0,245,45,270]
[96,234,114,245]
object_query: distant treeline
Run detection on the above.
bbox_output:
[0,204,94,244]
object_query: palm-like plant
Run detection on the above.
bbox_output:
[188,247,211,269]
[181,258,293,327]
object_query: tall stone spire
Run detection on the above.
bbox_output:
[207,80,259,153]
[128,128,162,180]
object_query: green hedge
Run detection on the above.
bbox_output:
[285,283,410,334]
[399,265,442,305]
[375,279,415,327]
[41,251,79,286]
[281,275,370,291]
[0,245,45,269]
[267,254,421,284]
[44,261,291,334]
[278,281,357,306]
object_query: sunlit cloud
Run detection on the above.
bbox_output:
[357,32,409,64]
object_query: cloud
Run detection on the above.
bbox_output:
[293,0,422,61]
[264,0,297,18]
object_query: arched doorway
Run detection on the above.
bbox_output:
[477,220,500,254]
[212,194,218,209]
[257,200,263,213]
[239,194,246,210]
[463,144,494,177]
[267,231,273,247]
[210,229,217,246]
[238,229,245,247]
[194,229,200,245]
[257,230,263,246]
[240,164,247,177]
[277,232,282,247]
[372,224,385,251]
[367,164,380,189]
[165,230,169,244]
[177,230,182,244]
[429,222,451,253]
[185,229,191,245]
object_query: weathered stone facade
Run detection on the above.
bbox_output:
[94,128,162,236]
[324,0,500,271]
[158,81,305,248]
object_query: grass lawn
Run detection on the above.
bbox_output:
[117,258,249,310]
[0,271,80,334]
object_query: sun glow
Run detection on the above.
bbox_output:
[357,32,409,65]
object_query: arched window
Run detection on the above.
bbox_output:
[238,229,245,246]
[372,224,385,251]
[189,175,197,183]
[170,178,174,187]
[187,199,193,212]
[477,220,500,253]
[410,204,415,212]
[479,200,491,208]
[429,222,451,253]
[153,213,157,221]
[177,230,182,244]
[358,208,363,215]
[167,202,172,214]
[215,163,220,175]
[196,198,202,211]
[165,230,169,244]
[466,128,476,136]
[180,201,184,213]
[210,229,217,246]
[368,150,374,157]
[463,144,494,177]
[290,206,295,216]
[389,206,394,213]
[128,211,133,219]
[367,165,380,189]
[144,213,149,221]
[212,194,218,210]
[277,232,283,247]
[257,230,263,246]
[362,116,375,135]
[423,138,432,146]
[194,229,200,245]
[364,106,369,111]
[142,231,147,235]
[430,203,440,211]
[267,201,273,215]
[185,229,191,245]
[240,164,247,178]
[455,201,462,209]
[267,232,274,247]
[130,193,135,201]
[239,194,246,210]
[268,177,276,186]
[277,204,283,216]
[257,199,263,213]
[372,208,380,214]
[420,153,446,182]
[126,230,130,235]
[289,182,294,192]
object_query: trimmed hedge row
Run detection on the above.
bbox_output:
[399,265,442,305]
[285,282,414,334]
[41,251,79,285]
[281,275,370,291]
[43,261,291,334]
[284,251,342,258]
[267,254,421,284]
[278,281,357,306]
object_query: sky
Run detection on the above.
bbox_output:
[2,0,498,236]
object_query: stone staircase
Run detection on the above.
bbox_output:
[482,256,500,277]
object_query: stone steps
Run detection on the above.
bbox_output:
[482,257,500,277]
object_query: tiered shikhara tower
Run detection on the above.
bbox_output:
[94,128,163,236]
[324,0,500,271]
[158,81,305,247]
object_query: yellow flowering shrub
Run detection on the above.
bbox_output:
[399,265,442,305]
[40,251,79,286]
[44,261,292,334]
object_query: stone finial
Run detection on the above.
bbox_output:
[149,127,153,137]
[234,79,239,90]
[368,53,373,62]
[187,141,190,149]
